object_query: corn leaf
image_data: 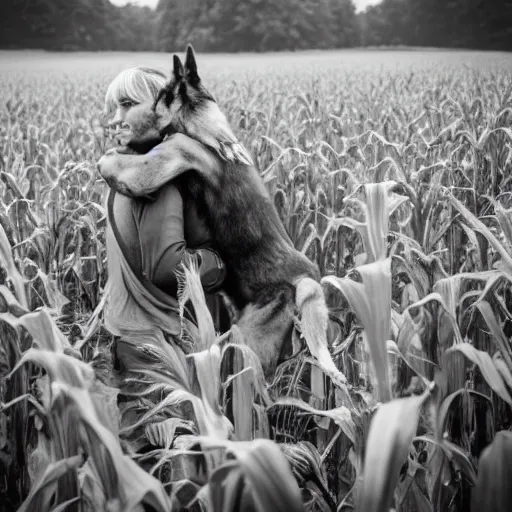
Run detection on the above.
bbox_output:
[177,253,216,352]
[36,268,70,313]
[223,325,272,406]
[0,222,27,308]
[436,388,492,443]
[357,389,431,512]
[236,439,304,512]
[445,344,512,407]
[443,440,477,486]
[56,384,172,512]
[9,348,94,388]
[447,191,512,274]
[476,301,512,369]
[495,201,512,249]
[223,328,271,440]
[322,257,392,402]
[18,309,74,353]
[208,461,246,512]
[365,181,407,261]
[232,346,255,442]
[404,292,463,344]
[49,497,81,512]
[472,431,512,512]
[494,356,512,390]
[134,333,191,392]
[145,418,195,449]
[120,388,197,435]
[0,285,29,317]
[338,181,407,263]
[280,441,336,510]
[270,397,356,444]
[191,345,233,440]
[17,454,84,512]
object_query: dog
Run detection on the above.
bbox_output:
[98,45,345,384]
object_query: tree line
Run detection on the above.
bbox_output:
[1,0,511,53]
[361,0,512,51]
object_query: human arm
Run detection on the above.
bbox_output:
[138,182,226,296]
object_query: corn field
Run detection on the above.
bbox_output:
[1,49,512,512]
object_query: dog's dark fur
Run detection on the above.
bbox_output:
[98,46,334,380]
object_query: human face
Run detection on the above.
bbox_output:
[108,97,161,148]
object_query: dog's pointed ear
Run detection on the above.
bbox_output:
[184,44,200,85]
[173,55,184,80]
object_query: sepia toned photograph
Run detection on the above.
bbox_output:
[0,1,511,511]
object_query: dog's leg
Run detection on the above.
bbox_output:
[295,277,348,388]
[235,284,296,381]
[295,277,329,349]
[97,134,221,198]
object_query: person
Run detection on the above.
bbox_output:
[100,67,230,434]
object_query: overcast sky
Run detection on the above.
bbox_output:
[109,0,382,13]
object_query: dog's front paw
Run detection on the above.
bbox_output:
[97,150,119,180]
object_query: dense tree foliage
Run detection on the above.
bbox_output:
[1,0,511,52]
[0,0,157,51]
[360,0,512,50]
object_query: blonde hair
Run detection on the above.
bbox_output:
[103,67,167,122]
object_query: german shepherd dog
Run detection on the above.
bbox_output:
[98,46,342,383]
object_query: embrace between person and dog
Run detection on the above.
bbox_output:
[98,45,344,387]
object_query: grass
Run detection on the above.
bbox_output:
[0,48,512,512]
